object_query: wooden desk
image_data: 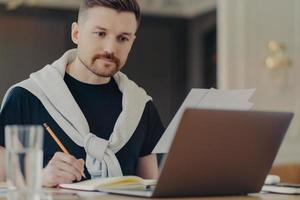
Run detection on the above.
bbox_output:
[1,193,300,200]
[75,193,300,200]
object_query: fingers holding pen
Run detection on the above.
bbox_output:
[42,152,86,187]
[52,152,85,180]
[42,123,86,180]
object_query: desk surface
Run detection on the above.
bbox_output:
[2,193,300,200]
[76,194,300,200]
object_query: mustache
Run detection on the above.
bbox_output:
[92,52,120,66]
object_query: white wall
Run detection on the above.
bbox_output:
[218,0,300,164]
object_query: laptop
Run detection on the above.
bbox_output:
[99,109,293,197]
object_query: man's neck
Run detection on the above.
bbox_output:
[66,57,111,85]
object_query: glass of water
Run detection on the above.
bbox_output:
[5,125,44,200]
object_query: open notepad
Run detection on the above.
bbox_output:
[59,176,156,191]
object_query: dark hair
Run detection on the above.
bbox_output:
[78,0,141,26]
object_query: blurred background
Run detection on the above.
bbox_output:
[0,0,299,183]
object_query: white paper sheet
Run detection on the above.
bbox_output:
[44,188,107,198]
[152,88,256,153]
[197,88,254,110]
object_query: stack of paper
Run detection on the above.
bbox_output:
[153,88,255,153]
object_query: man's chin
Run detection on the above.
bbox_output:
[97,73,115,78]
[89,63,120,77]
[95,69,119,78]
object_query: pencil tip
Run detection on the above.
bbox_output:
[43,123,48,128]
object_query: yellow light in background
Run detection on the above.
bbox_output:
[6,0,38,10]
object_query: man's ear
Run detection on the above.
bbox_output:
[132,35,137,41]
[71,22,79,45]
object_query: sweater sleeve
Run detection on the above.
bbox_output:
[139,101,165,157]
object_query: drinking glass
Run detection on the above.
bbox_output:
[5,125,44,200]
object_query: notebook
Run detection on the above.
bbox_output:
[60,176,156,191]
[262,183,300,194]
[64,109,293,197]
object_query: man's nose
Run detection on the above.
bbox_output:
[102,37,117,54]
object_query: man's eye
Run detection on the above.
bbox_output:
[95,32,106,37]
[118,36,129,43]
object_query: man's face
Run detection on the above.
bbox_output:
[72,6,137,77]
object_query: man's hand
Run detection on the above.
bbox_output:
[42,152,85,187]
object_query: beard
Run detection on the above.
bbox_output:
[78,52,121,78]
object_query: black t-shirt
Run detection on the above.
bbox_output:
[0,73,164,179]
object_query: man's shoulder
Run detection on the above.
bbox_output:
[0,87,36,119]
[6,86,35,100]
[2,86,38,109]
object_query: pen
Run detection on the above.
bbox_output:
[43,123,87,179]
